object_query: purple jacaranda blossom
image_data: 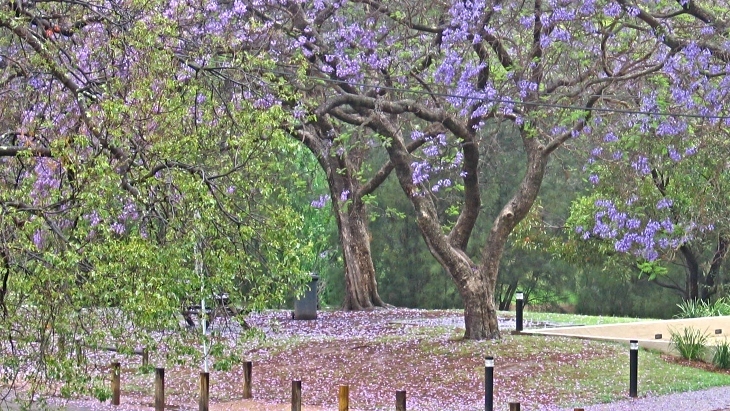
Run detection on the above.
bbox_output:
[311,195,329,209]
[33,229,44,249]
[631,156,651,175]
[110,222,126,235]
[656,198,673,210]
[85,211,102,227]
[668,146,682,162]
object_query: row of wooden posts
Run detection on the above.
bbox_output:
[107,360,597,411]
[109,363,220,411]
[108,360,407,410]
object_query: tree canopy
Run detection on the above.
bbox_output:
[1,0,310,400]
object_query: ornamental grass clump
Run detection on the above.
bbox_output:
[713,339,730,369]
[669,327,708,361]
[674,298,730,318]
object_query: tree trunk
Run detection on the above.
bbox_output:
[334,199,388,310]
[701,234,728,300]
[679,244,700,301]
[498,279,518,311]
[459,272,500,339]
[297,127,389,311]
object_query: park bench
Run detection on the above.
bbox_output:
[182,293,239,330]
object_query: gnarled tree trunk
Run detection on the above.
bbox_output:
[334,199,387,310]
[297,127,389,310]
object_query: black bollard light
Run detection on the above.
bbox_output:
[515,291,524,332]
[485,356,494,411]
[629,340,638,398]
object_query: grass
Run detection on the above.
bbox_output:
[515,311,653,326]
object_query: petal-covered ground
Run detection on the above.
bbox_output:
[33,309,730,411]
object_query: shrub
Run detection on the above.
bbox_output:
[713,339,730,369]
[669,327,708,361]
[675,297,730,318]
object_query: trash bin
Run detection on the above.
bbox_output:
[294,274,319,320]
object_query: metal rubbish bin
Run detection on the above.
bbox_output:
[294,274,319,320]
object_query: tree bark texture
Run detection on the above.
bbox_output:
[335,199,388,310]
[300,131,388,310]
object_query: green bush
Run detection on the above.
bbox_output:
[669,327,708,361]
[713,339,730,369]
[675,297,730,319]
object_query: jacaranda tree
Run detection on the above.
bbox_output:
[1,0,309,401]
[237,0,730,339]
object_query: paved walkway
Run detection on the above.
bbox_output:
[558,385,730,411]
[5,386,730,410]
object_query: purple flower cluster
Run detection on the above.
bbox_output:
[311,195,329,209]
[630,156,651,176]
[583,197,718,262]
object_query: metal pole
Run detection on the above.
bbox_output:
[485,356,494,411]
[629,340,638,398]
[515,291,524,332]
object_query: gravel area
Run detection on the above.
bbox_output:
[29,386,730,410]
[559,386,730,411]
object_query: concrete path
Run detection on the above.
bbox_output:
[6,388,730,411]
[560,385,730,411]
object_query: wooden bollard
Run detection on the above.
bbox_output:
[142,349,149,367]
[396,390,406,411]
[199,372,209,411]
[111,362,121,406]
[291,380,301,411]
[509,403,520,411]
[338,385,349,411]
[154,368,165,411]
[242,361,252,399]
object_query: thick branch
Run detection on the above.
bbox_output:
[360,138,426,197]
[0,146,52,157]
[618,0,730,63]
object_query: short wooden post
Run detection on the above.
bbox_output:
[154,368,165,411]
[142,349,149,367]
[242,361,252,399]
[396,390,406,411]
[338,385,349,411]
[199,372,209,411]
[574,408,585,411]
[509,403,520,411]
[111,362,121,406]
[291,380,302,411]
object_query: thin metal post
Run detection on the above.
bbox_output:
[629,340,638,398]
[485,356,494,411]
[515,291,524,332]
